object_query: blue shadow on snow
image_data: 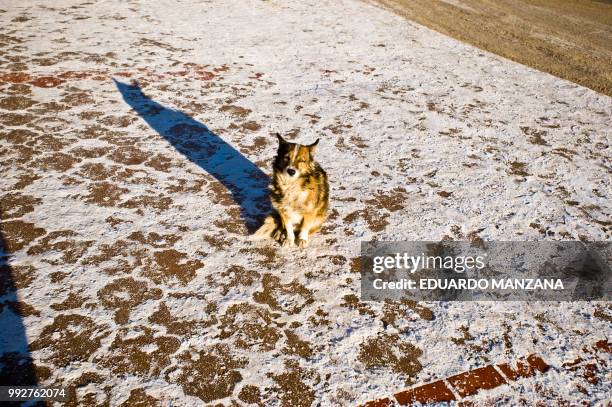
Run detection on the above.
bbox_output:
[0,230,39,390]
[113,79,270,233]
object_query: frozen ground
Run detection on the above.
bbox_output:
[0,0,610,405]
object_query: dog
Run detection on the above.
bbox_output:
[253,133,329,248]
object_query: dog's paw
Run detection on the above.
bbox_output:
[272,229,284,242]
[296,238,309,248]
[281,237,295,247]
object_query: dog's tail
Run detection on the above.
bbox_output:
[251,214,281,241]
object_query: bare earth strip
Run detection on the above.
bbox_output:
[0,0,611,406]
[371,0,612,96]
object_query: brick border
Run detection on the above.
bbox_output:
[359,340,611,406]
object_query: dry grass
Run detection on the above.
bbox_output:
[372,0,612,96]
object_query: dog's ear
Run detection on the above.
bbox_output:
[307,138,319,154]
[276,133,287,146]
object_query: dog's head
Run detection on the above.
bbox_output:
[273,133,319,179]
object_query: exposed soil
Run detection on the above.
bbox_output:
[373,0,612,96]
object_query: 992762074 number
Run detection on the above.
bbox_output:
[0,387,69,401]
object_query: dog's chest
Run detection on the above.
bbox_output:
[274,180,311,222]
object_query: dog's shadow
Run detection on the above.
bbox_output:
[114,79,270,233]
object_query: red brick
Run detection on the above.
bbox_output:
[497,359,536,381]
[562,357,583,369]
[581,363,599,385]
[395,380,455,405]
[526,354,550,373]
[593,340,611,353]
[360,398,394,407]
[447,365,506,397]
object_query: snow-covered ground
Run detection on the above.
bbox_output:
[1,0,610,405]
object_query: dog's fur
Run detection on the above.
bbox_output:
[253,133,329,247]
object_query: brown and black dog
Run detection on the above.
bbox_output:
[253,133,329,247]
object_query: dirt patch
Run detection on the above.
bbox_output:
[75,162,117,180]
[342,293,375,317]
[594,305,612,323]
[213,216,247,235]
[128,231,180,248]
[61,371,110,407]
[27,230,93,265]
[307,308,331,327]
[202,233,232,250]
[0,112,35,126]
[376,0,612,96]
[344,207,390,232]
[82,124,110,139]
[99,115,135,128]
[358,333,423,384]
[366,187,408,212]
[219,104,251,118]
[70,147,111,161]
[78,110,104,120]
[168,344,247,403]
[119,388,161,407]
[269,360,319,407]
[13,172,41,190]
[253,273,314,314]
[109,146,151,165]
[166,178,208,193]
[0,192,41,219]
[27,134,73,152]
[50,293,88,311]
[120,194,174,213]
[61,92,95,106]
[36,152,80,172]
[30,101,70,114]
[146,154,173,172]
[219,303,282,351]
[238,385,263,405]
[98,277,162,323]
[0,95,36,110]
[83,181,129,207]
[282,330,313,359]
[207,180,237,206]
[207,264,260,295]
[30,314,107,367]
[6,83,32,95]
[521,126,549,146]
[149,301,217,335]
[382,300,434,329]
[1,128,36,144]
[507,160,530,177]
[1,264,36,293]
[241,120,262,132]
[81,240,146,270]
[146,249,203,284]
[100,325,180,376]
[0,220,46,252]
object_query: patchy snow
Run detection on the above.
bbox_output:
[0,0,610,405]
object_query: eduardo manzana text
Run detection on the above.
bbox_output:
[372,278,565,290]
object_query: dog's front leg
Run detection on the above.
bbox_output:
[296,213,315,248]
[279,211,295,247]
